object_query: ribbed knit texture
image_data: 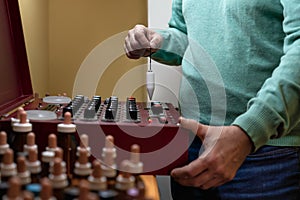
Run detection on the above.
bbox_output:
[152,0,300,151]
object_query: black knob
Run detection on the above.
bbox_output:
[84,106,96,119]
[63,106,73,117]
[105,108,115,120]
[127,108,138,120]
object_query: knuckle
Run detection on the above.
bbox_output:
[128,29,135,37]
[134,24,145,29]
[215,166,226,176]
[215,169,235,182]
[204,156,216,167]
[134,25,146,34]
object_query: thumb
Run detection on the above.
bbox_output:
[149,32,163,50]
[179,117,206,141]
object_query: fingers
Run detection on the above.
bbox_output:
[124,24,162,59]
[171,158,230,190]
[179,117,198,134]
[171,159,223,189]
[171,125,250,190]
[125,25,148,58]
[179,117,207,140]
[171,158,207,180]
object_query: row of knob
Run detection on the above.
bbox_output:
[62,95,101,119]
[104,96,119,120]
[126,97,138,121]
[103,97,139,121]
[83,96,101,119]
[62,96,141,121]
[62,95,85,117]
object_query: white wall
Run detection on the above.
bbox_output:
[148,0,182,107]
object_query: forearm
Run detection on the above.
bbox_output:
[151,0,188,66]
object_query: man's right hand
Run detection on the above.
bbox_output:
[124,24,163,59]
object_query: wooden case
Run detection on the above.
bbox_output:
[0,0,189,175]
[0,0,33,117]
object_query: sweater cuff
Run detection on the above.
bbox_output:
[232,103,282,152]
[151,30,186,66]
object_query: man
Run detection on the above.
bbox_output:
[124,0,300,199]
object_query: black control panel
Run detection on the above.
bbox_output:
[62,95,178,125]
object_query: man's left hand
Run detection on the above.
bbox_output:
[171,117,253,189]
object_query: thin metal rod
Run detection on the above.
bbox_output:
[149,48,152,71]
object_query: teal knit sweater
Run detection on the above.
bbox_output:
[152,0,300,151]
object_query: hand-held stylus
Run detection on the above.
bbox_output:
[147,49,155,101]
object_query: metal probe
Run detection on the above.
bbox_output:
[147,49,155,101]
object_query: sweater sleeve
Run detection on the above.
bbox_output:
[232,0,300,151]
[151,0,188,66]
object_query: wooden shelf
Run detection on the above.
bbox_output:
[141,175,160,200]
